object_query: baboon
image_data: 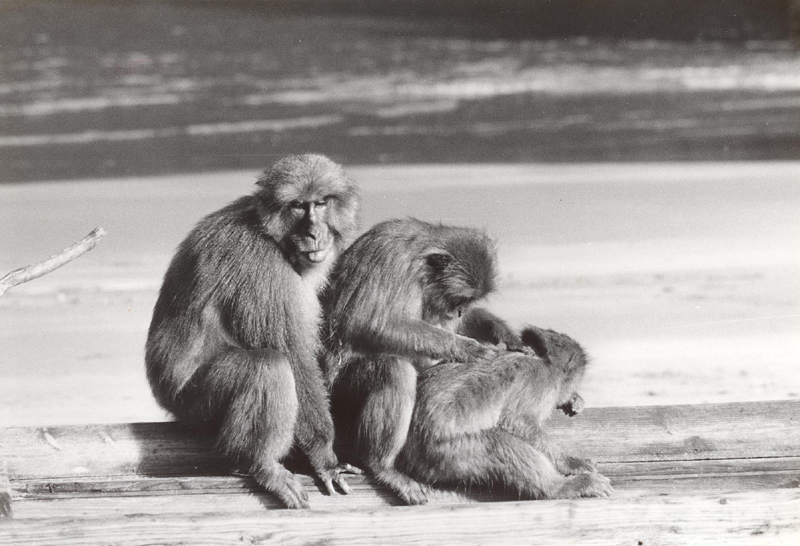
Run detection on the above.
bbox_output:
[322,218,518,505]
[400,326,613,500]
[145,154,360,509]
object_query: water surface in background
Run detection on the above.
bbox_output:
[1,2,799,182]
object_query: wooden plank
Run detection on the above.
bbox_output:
[548,400,800,463]
[8,456,800,508]
[604,457,800,490]
[0,422,222,480]
[4,458,797,519]
[0,489,798,546]
[1,400,797,517]
[0,401,798,543]
[2,401,798,482]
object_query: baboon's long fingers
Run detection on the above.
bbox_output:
[322,478,337,496]
[335,475,352,494]
[339,463,363,475]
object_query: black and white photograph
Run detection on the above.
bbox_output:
[0,0,798,543]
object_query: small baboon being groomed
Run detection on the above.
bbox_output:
[145,154,360,508]
[399,326,613,500]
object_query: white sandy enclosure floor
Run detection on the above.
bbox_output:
[1,162,799,427]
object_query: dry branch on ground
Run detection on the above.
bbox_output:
[0,228,106,297]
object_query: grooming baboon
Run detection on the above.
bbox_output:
[145,154,360,509]
[400,326,613,500]
[322,218,517,505]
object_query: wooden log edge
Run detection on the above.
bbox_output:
[1,489,799,546]
[0,457,11,518]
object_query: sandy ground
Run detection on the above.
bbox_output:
[1,162,799,427]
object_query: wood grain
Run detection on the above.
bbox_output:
[6,456,800,516]
[1,401,798,543]
[2,401,798,480]
[547,400,800,463]
[1,490,798,546]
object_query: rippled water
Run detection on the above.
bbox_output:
[1,2,798,181]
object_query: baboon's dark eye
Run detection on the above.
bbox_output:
[427,253,453,270]
[289,201,303,210]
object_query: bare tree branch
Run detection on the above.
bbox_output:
[0,227,107,297]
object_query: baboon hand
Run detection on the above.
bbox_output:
[454,337,499,363]
[505,340,536,356]
[319,462,363,496]
[558,472,613,499]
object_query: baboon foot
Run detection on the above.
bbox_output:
[397,481,429,506]
[253,467,310,509]
[317,462,363,496]
[556,472,613,499]
[560,455,597,475]
[374,468,429,505]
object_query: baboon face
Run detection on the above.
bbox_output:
[554,348,588,415]
[286,196,336,266]
[423,300,468,333]
[256,154,359,271]
[521,326,589,416]
[557,391,586,417]
[422,230,497,325]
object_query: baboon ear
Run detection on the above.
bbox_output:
[427,252,453,270]
[521,326,549,358]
